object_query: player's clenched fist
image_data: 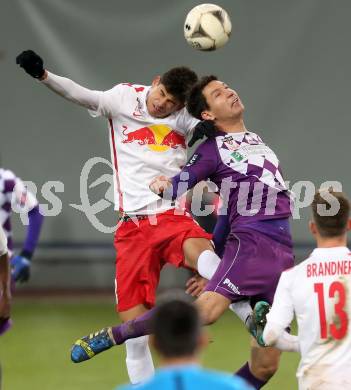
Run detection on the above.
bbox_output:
[186,274,208,297]
[16,50,45,79]
[149,175,172,195]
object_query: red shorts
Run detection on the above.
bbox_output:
[114,209,212,312]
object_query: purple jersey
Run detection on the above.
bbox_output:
[171,130,292,227]
[168,130,294,303]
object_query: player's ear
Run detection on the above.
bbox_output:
[201,110,215,121]
[347,218,351,231]
[152,76,161,87]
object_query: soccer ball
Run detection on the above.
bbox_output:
[184,3,232,51]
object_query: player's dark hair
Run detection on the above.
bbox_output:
[311,189,350,237]
[186,75,218,119]
[160,67,198,104]
[151,299,201,358]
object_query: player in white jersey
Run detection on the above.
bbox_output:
[16,50,223,384]
[258,189,351,389]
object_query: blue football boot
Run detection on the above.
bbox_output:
[71,327,115,363]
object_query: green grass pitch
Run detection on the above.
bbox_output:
[0,299,299,389]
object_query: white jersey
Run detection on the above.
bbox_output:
[89,83,198,214]
[0,169,38,249]
[267,246,351,389]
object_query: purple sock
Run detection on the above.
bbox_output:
[0,318,12,336]
[236,362,267,389]
[112,308,155,345]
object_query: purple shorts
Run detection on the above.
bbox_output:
[206,227,294,305]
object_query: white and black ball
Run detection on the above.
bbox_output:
[184,3,232,51]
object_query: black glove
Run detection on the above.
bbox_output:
[188,120,217,147]
[16,50,45,79]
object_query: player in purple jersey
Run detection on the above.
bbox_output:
[0,168,44,283]
[0,169,44,387]
[70,76,294,389]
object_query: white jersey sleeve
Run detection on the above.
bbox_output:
[42,72,125,119]
[263,270,295,345]
[88,84,125,118]
[41,71,101,111]
[0,225,7,256]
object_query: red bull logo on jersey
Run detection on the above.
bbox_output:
[122,124,186,152]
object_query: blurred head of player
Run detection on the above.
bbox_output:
[310,189,351,245]
[187,75,245,128]
[150,298,208,365]
[147,67,198,118]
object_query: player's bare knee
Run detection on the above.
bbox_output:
[197,296,217,325]
[250,345,281,381]
[197,292,229,325]
[253,358,279,380]
[183,237,213,268]
[203,307,219,325]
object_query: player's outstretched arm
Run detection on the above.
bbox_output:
[150,139,219,199]
[16,50,101,111]
[11,205,44,283]
[9,176,45,283]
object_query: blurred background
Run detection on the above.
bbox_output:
[1,0,350,388]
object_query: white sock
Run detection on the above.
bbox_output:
[125,336,155,384]
[274,331,300,353]
[197,250,221,280]
[229,300,252,324]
